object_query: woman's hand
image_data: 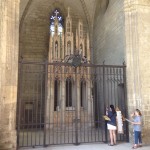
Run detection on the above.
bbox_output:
[132,122,141,125]
[131,112,135,117]
[131,122,135,125]
[106,107,108,115]
[106,107,109,111]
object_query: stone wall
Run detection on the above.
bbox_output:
[93,0,150,144]
[124,0,150,144]
[0,0,20,149]
[93,0,125,65]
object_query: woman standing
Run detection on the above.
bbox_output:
[106,105,117,146]
[131,109,142,149]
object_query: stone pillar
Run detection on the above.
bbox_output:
[0,0,20,149]
[61,31,64,60]
[87,33,90,61]
[124,0,150,144]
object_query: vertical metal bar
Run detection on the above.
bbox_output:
[123,64,129,142]
[108,68,110,105]
[96,66,100,142]
[93,67,96,142]
[116,68,120,141]
[48,65,51,145]
[83,80,85,142]
[23,70,25,147]
[56,79,58,144]
[103,64,107,143]
[71,75,74,144]
[100,66,104,142]
[32,66,34,146]
[95,66,99,141]
[110,68,113,105]
[67,77,69,144]
[60,66,62,144]
[39,65,43,146]
[31,74,33,147]
[44,61,48,146]
[75,67,79,145]
[87,68,90,143]
[35,68,39,146]
[63,66,65,144]
[113,68,116,107]
[116,68,119,108]
[79,73,81,144]
[27,66,29,147]
[71,72,73,143]
[17,61,23,148]
[52,66,54,145]
[22,122,25,147]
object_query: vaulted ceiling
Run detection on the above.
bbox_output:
[19,0,100,32]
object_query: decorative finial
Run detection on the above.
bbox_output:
[68,7,70,17]
[54,9,59,18]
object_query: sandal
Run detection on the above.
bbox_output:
[108,144,114,146]
[132,146,138,149]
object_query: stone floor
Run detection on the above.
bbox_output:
[20,142,150,150]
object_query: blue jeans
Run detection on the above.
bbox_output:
[134,131,142,144]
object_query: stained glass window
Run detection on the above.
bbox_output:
[50,9,63,36]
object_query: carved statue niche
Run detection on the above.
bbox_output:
[67,41,71,55]
[79,44,83,56]
[55,41,58,59]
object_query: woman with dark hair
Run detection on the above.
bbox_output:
[106,104,117,146]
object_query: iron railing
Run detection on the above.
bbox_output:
[17,61,128,148]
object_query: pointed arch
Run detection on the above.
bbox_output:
[67,41,71,55]
[80,78,86,108]
[67,21,71,32]
[54,78,60,111]
[66,77,72,107]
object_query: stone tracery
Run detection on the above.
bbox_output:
[47,7,92,127]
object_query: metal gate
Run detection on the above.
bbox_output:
[17,61,128,148]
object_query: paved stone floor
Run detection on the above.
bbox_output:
[20,142,150,150]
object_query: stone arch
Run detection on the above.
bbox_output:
[66,77,73,107]
[54,78,60,111]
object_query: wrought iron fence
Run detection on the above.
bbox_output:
[17,61,128,148]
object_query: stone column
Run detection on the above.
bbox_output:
[124,0,150,144]
[87,33,90,61]
[0,0,20,149]
[61,31,64,60]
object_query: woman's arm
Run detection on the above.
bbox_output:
[132,121,141,125]
[106,107,109,115]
